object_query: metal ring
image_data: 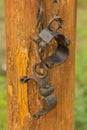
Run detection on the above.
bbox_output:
[47,16,63,31]
[37,32,70,68]
[36,31,69,68]
[33,62,48,79]
[50,0,60,17]
[46,34,70,67]
[46,44,69,68]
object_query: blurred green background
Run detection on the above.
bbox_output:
[0,0,87,130]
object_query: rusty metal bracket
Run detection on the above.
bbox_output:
[20,0,71,120]
[33,28,70,68]
[33,94,57,119]
[20,76,57,119]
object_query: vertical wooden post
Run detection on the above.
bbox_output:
[5,0,76,130]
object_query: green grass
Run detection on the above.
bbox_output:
[0,0,4,20]
[75,7,87,130]
[0,1,6,130]
[0,0,87,130]
[0,76,6,130]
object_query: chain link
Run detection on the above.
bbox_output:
[36,0,45,29]
[35,0,61,77]
[36,0,60,30]
[50,0,60,18]
[33,62,48,79]
[20,0,71,119]
[27,0,61,118]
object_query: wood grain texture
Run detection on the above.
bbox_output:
[5,0,76,130]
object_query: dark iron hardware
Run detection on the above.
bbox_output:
[33,62,48,79]
[50,0,60,17]
[20,0,71,119]
[40,86,54,96]
[47,16,63,31]
[33,28,70,68]
[20,76,57,119]
[20,75,49,88]
[33,94,57,119]
[46,44,69,67]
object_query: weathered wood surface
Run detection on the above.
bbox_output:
[5,0,76,130]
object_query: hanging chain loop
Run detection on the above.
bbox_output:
[50,0,60,18]
[33,62,48,79]
[47,16,63,31]
[36,0,45,29]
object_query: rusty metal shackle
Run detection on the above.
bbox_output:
[20,76,57,119]
[33,28,70,68]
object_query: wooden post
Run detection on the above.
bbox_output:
[5,0,76,130]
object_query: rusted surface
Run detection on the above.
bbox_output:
[5,0,76,130]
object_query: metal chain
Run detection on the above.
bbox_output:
[20,0,71,119]
[50,0,60,18]
[36,0,60,30]
[35,0,62,77]
[20,0,67,119]
[36,0,45,29]
[47,0,63,32]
